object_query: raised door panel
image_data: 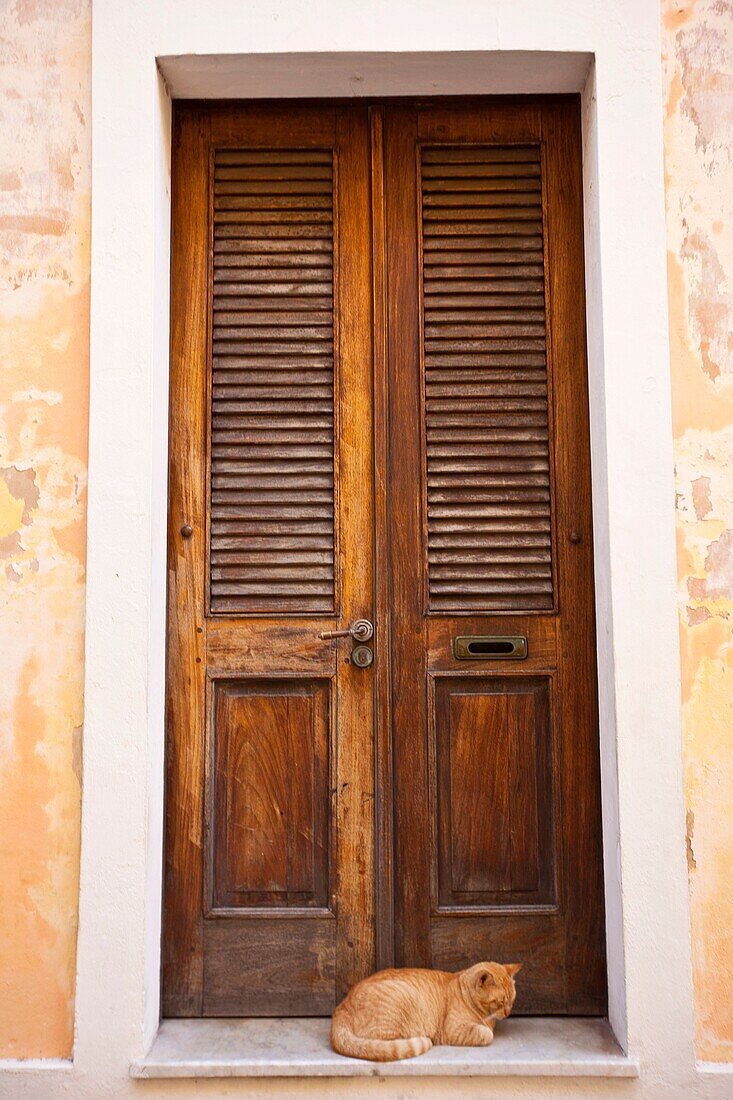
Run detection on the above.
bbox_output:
[432,677,555,908]
[211,679,330,910]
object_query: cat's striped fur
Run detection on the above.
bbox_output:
[331,961,521,1062]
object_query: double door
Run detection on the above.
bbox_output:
[163,99,606,1018]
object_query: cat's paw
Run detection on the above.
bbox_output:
[475,1025,494,1046]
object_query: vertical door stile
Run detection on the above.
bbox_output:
[332,106,377,999]
[541,101,606,1011]
[369,106,395,972]
[383,106,433,967]
[163,104,210,1017]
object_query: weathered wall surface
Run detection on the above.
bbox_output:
[0,0,90,1059]
[662,0,733,1064]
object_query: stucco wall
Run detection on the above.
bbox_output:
[661,0,733,1064]
[0,0,90,1059]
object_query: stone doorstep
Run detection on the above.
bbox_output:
[131,1015,639,1078]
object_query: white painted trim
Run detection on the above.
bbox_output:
[4,2,708,1097]
[155,47,630,1056]
[697,1064,733,1076]
[0,1061,73,1074]
[580,58,627,1052]
[158,50,592,99]
[140,66,172,1053]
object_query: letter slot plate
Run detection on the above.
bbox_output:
[453,635,528,661]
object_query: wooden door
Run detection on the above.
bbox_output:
[382,100,606,1013]
[164,98,606,1019]
[163,104,376,1016]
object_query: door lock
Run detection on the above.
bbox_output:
[351,645,374,669]
[319,618,374,642]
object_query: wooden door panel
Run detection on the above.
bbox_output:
[427,615,557,668]
[416,104,541,146]
[165,98,606,1020]
[430,916,565,1015]
[385,100,606,1014]
[164,104,375,1018]
[210,678,330,910]
[209,147,337,616]
[163,105,210,1017]
[432,676,555,908]
[420,142,554,614]
[203,917,336,1016]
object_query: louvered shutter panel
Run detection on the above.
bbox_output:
[420,144,554,612]
[210,149,336,614]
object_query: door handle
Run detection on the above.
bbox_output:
[319,618,374,642]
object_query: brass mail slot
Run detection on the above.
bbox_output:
[453,635,528,661]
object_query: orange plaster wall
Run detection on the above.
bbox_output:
[0,0,91,1059]
[662,0,733,1063]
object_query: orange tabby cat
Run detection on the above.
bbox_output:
[331,961,521,1061]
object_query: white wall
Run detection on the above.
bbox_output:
[4,1,728,1096]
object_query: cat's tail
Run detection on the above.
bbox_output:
[330,1015,432,1062]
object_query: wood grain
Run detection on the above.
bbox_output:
[164,104,376,1018]
[384,105,433,969]
[541,99,607,1013]
[419,144,553,613]
[162,104,210,1017]
[165,98,606,1020]
[387,100,606,1015]
[432,676,553,906]
[430,913,564,1015]
[203,917,336,1016]
[210,148,336,615]
[211,679,329,909]
[370,106,395,972]
[332,105,377,999]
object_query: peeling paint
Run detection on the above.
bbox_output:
[679,224,733,381]
[0,0,90,1060]
[662,0,733,1062]
[701,528,733,599]
[691,474,712,518]
[686,809,697,871]
[1,466,40,522]
[675,5,733,153]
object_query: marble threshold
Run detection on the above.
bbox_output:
[131,1016,639,1078]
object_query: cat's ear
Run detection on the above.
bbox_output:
[505,963,522,978]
